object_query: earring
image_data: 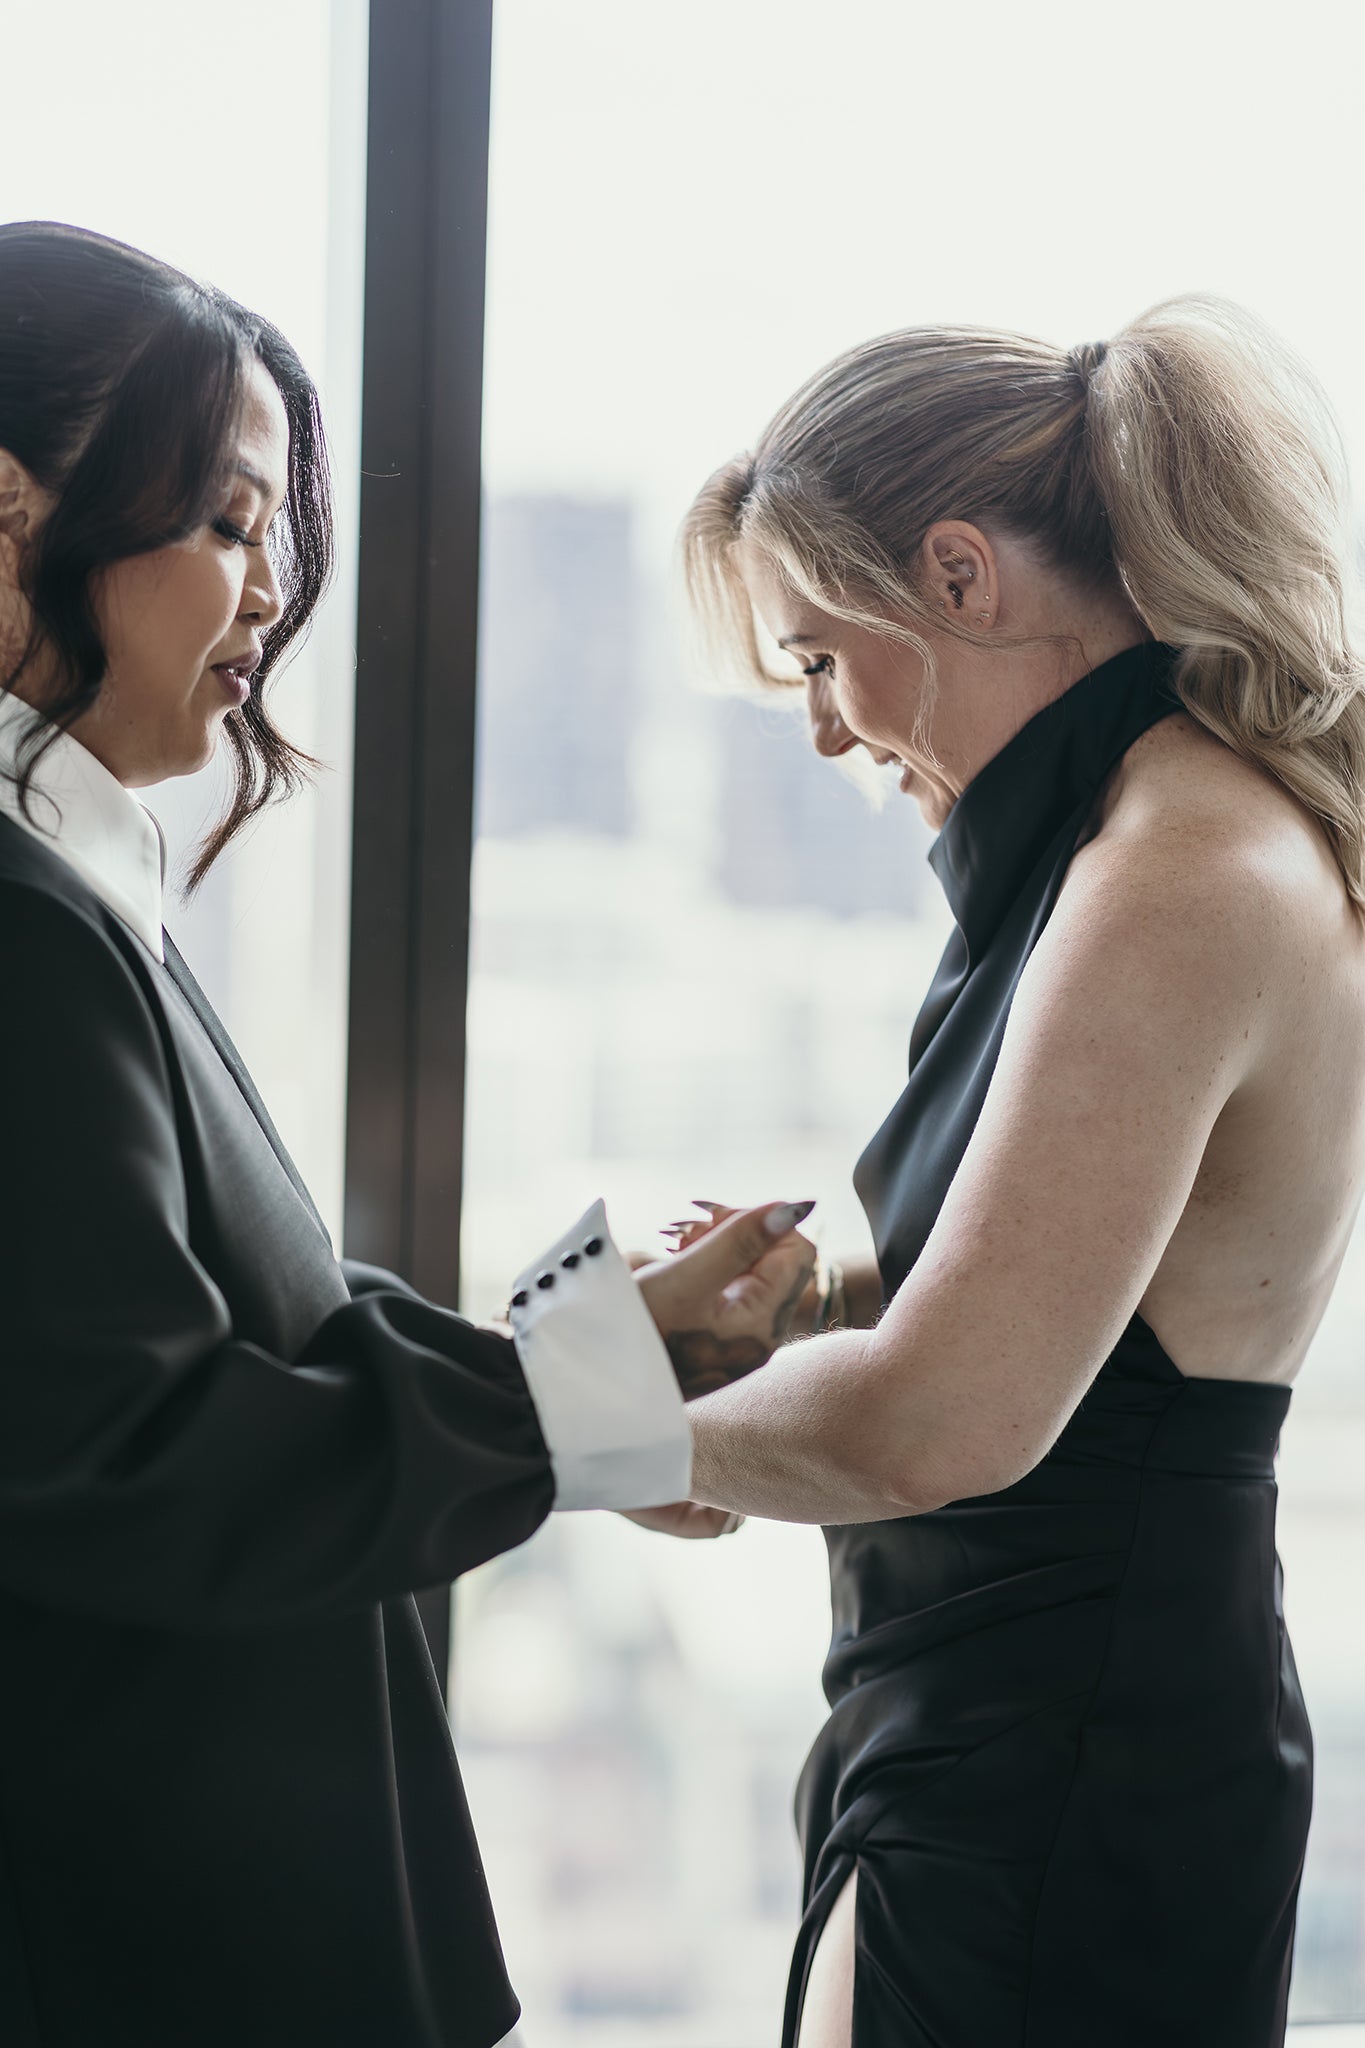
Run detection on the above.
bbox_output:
[947,582,965,610]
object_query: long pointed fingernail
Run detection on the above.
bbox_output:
[692,1199,723,1211]
[765,1199,816,1235]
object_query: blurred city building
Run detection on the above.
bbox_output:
[476,493,937,916]
[715,692,937,920]
[477,496,638,841]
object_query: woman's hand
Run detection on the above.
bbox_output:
[663,1198,828,1329]
[661,1203,885,1337]
[635,1200,817,1400]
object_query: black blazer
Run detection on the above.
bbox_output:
[0,812,555,2047]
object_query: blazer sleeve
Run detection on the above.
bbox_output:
[0,880,555,1629]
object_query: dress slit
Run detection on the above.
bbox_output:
[783,1853,857,2048]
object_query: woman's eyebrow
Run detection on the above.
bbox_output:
[777,632,819,650]
[235,460,283,501]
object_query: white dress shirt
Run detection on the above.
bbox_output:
[0,687,691,1512]
[0,687,165,958]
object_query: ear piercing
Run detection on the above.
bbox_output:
[944,555,977,613]
[940,554,992,621]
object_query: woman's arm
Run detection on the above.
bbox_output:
[0,881,556,1624]
[0,883,805,1626]
[686,826,1275,1523]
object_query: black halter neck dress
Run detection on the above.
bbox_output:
[783,643,1313,2048]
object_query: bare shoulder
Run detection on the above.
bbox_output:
[1068,712,1352,955]
[1016,710,1365,1099]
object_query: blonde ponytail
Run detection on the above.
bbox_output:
[1083,298,1365,902]
[683,296,1365,905]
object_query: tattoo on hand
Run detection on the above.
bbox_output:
[666,1333,768,1400]
[667,1269,813,1400]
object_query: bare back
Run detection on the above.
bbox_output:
[1080,713,1365,1385]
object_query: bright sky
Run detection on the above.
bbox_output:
[4,0,1362,544]
[0,1,346,381]
[484,0,1365,552]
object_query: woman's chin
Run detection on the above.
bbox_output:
[899,766,952,831]
[196,712,233,765]
[154,721,225,787]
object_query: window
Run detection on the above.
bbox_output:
[459,2,1365,2039]
[9,6,1365,2038]
[2,0,368,1241]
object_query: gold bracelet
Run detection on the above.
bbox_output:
[814,1257,846,1333]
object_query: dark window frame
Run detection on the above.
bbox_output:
[343,0,495,1687]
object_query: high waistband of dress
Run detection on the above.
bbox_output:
[1054,1315,1295,1481]
[1137,1370,1291,1479]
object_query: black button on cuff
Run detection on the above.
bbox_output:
[510,1289,529,1309]
[561,1252,581,1269]
[536,1272,555,1291]
[583,1237,603,1257]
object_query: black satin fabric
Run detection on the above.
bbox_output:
[784,644,1313,2047]
[0,815,556,2047]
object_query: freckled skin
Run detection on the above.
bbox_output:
[713,522,1365,2048]
[726,530,1365,1402]
[1085,714,1365,1383]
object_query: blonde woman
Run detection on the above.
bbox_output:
[677,301,1365,2048]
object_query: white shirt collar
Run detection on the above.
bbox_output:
[0,689,166,961]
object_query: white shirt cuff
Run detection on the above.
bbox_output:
[507,1199,692,1512]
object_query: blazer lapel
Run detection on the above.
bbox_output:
[160,932,332,1243]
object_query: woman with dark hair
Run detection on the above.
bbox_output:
[0,220,814,2048]
[677,301,1365,2048]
